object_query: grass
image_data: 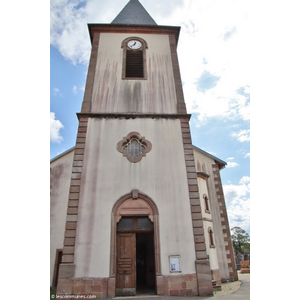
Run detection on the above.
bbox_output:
[50,289,56,299]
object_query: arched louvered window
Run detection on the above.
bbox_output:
[208,227,215,248]
[204,195,210,213]
[203,194,211,213]
[122,37,147,79]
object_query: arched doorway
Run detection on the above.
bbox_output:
[110,190,161,296]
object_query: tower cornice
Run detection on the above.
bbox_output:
[87,23,181,46]
[77,112,191,120]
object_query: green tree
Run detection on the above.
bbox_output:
[231,226,250,254]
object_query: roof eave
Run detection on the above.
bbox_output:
[192,145,227,170]
[50,147,75,163]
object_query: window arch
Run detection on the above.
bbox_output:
[121,37,148,79]
[110,190,161,277]
[208,227,215,248]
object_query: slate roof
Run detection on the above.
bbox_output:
[111,0,157,26]
[193,145,227,169]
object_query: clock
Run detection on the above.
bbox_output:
[127,40,142,50]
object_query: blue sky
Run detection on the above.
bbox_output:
[50,0,250,234]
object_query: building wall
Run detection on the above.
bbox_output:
[50,150,74,286]
[193,149,232,281]
[73,117,196,278]
[197,176,221,285]
[197,177,219,271]
[90,33,177,114]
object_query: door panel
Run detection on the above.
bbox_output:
[116,233,136,296]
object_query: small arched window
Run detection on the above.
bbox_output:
[203,194,210,213]
[121,37,147,80]
[208,227,215,248]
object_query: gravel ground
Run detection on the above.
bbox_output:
[214,272,251,297]
[213,280,242,297]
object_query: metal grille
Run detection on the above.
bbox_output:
[122,138,146,159]
[126,50,144,78]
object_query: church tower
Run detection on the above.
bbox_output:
[56,0,217,297]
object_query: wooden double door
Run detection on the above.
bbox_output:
[116,218,156,296]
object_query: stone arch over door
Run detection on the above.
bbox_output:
[110,190,161,278]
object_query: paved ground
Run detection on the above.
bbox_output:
[111,272,250,300]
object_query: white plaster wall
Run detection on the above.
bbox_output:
[91,33,177,114]
[74,118,196,278]
[197,177,219,271]
[50,150,74,286]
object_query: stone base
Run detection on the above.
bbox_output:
[211,269,222,286]
[157,274,198,296]
[57,277,115,299]
[213,285,222,292]
[58,274,203,298]
[56,269,213,298]
[195,260,214,296]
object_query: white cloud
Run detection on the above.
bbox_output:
[223,176,250,232]
[50,112,64,143]
[227,161,239,168]
[53,87,62,97]
[171,0,250,124]
[51,1,249,124]
[226,156,239,168]
[51,0,164,65]
[231,129,250,142]
[50,0,250,130]
[72,85,78,94]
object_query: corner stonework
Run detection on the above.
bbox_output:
[180,117,214,296]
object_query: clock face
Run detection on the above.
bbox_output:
[127,40,142,50]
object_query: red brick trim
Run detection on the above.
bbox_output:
[81,33,100,113]
[179,118,213,296]
[169,35,186,114]
[60,117,88,266]
[211,164,238,281]
[57,117,89,297]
